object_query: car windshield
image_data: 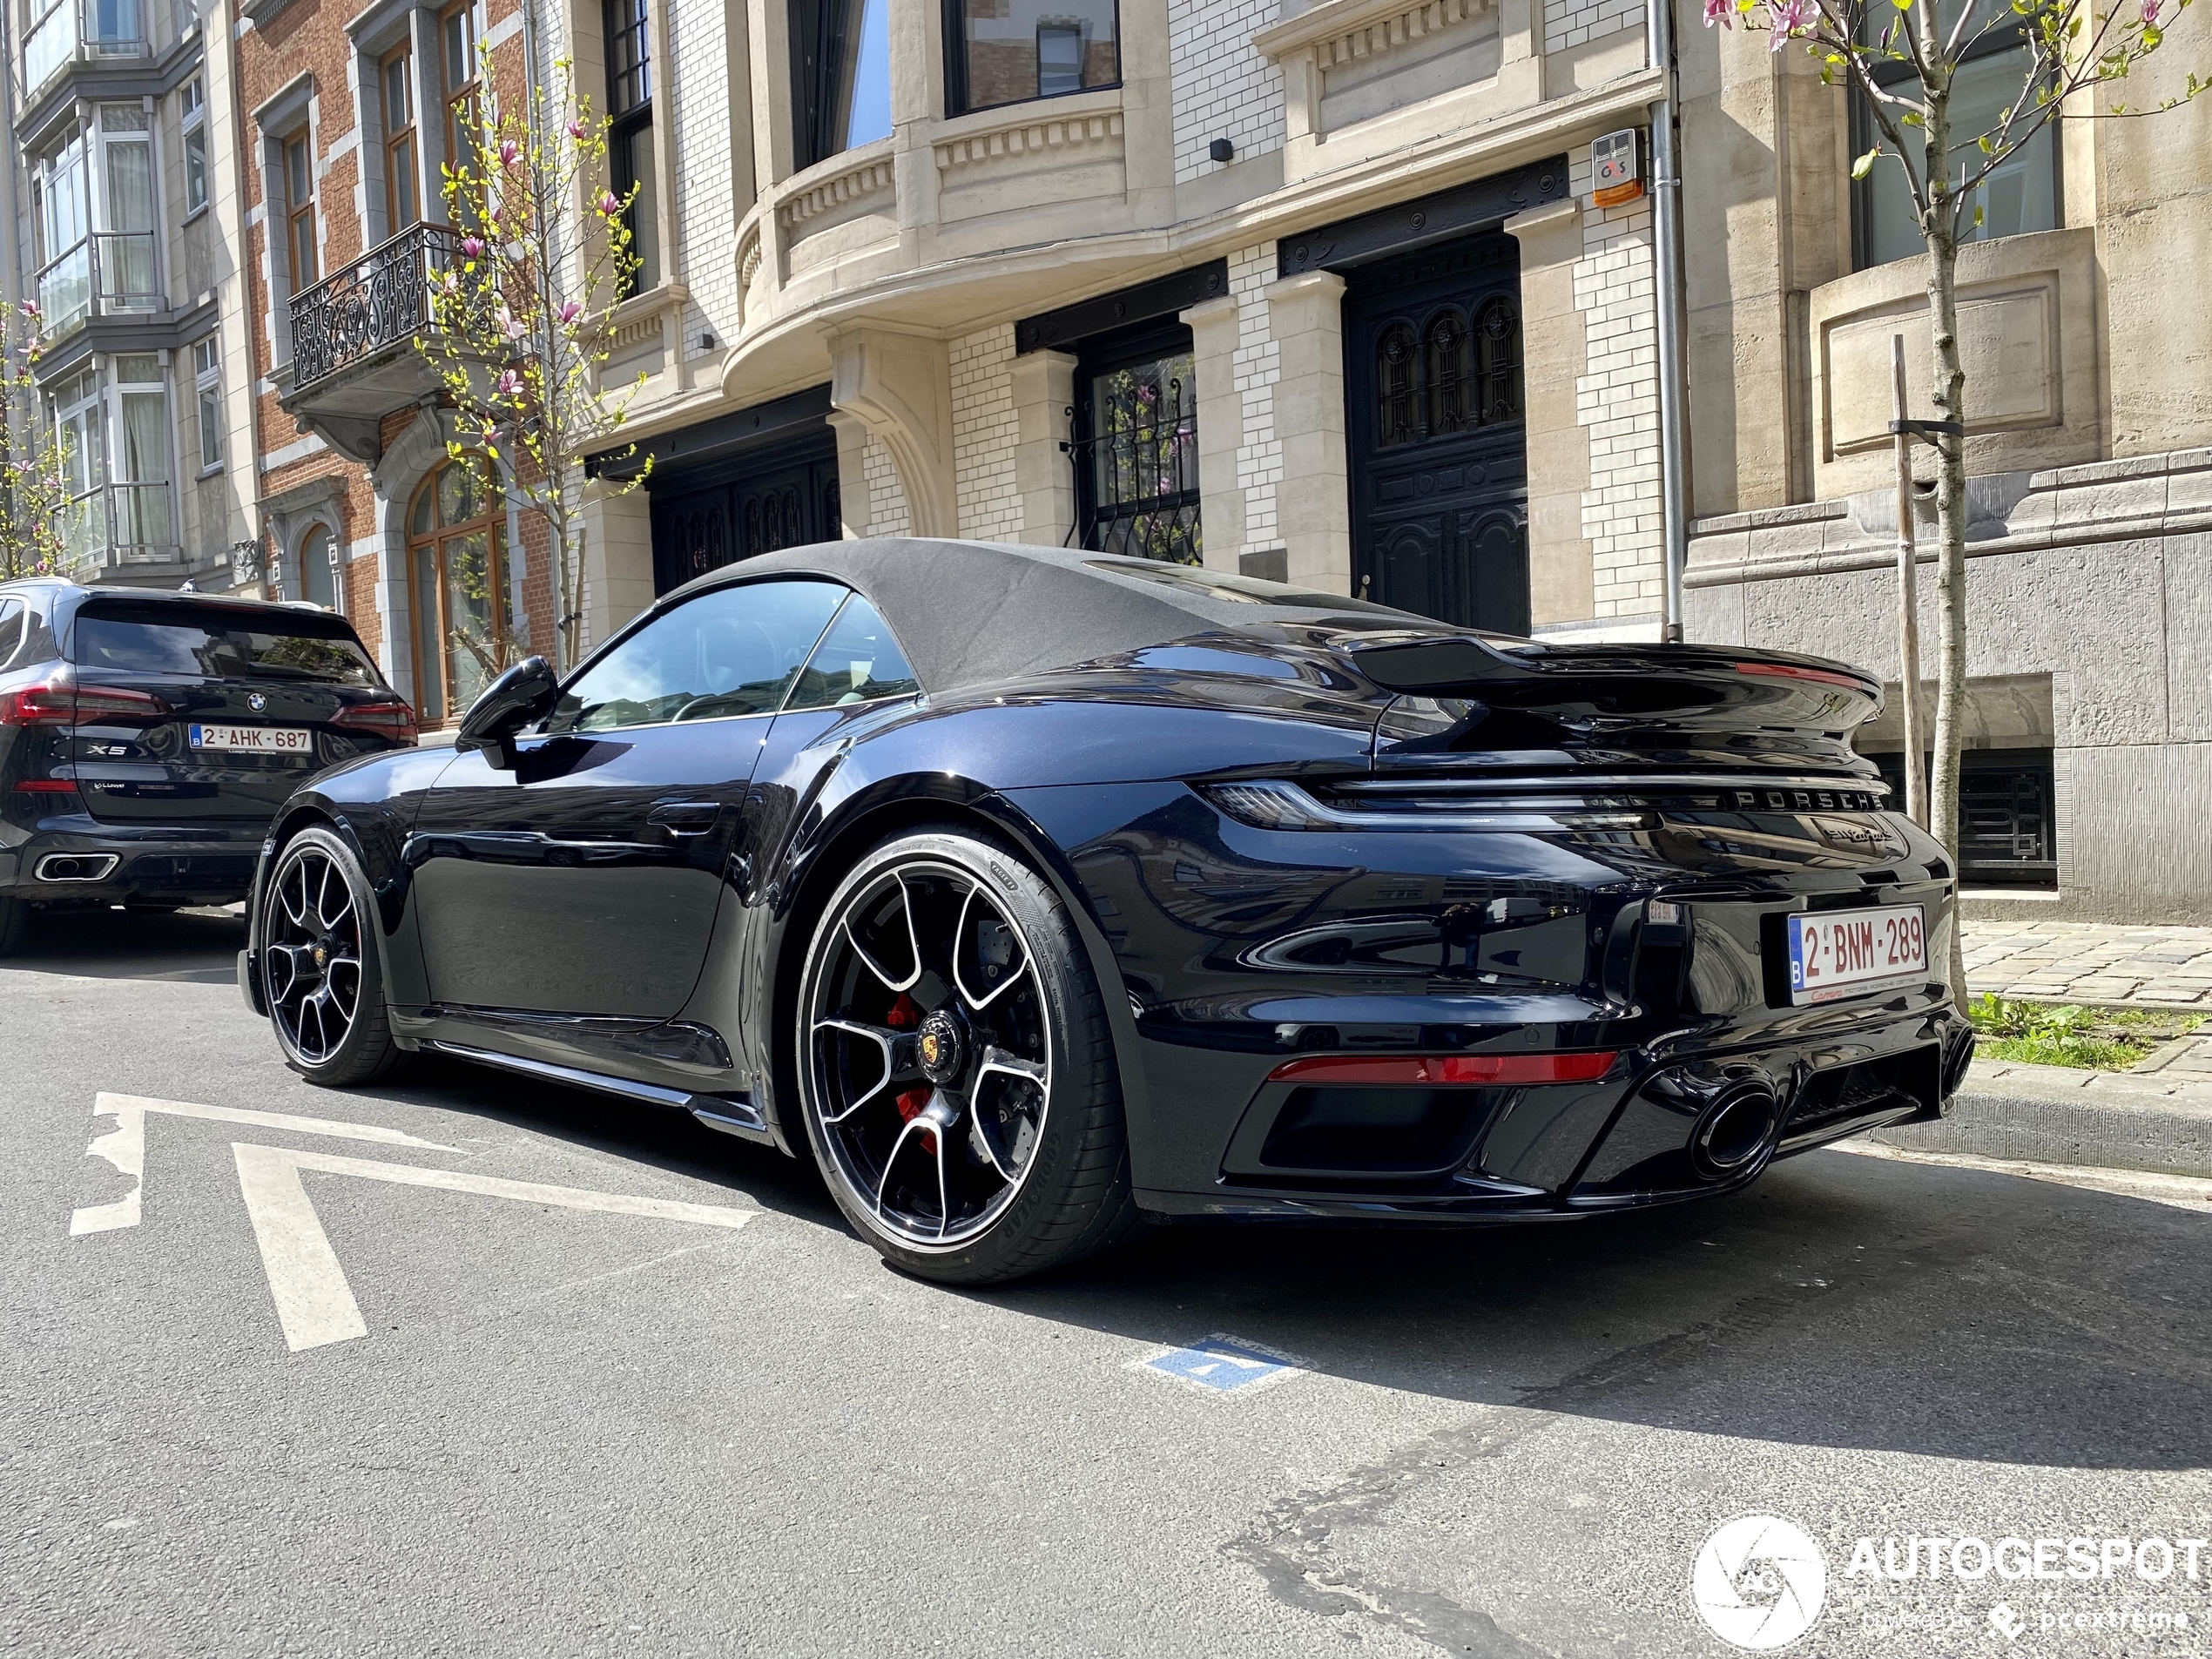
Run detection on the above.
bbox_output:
[73,604,381,685]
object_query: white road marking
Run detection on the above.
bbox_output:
[1827,1138,2212,1212]
[71,1092,462,1236]
[230,1143,759,1352]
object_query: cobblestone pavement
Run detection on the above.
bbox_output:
[1965,918,2212,1007]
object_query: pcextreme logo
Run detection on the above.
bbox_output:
[1690,1514,1829,1650]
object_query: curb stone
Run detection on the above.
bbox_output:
[1872,1056,2212,1180]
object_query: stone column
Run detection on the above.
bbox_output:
[580,482,656,654]
[1504,194,1595,626]
[1264,271,1352,593]
[1181,295,1243,573]
[826,409,874,537]
[1008,350,1076,547]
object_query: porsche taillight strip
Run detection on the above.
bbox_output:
[1341,772,1890,797]
[1268,1052,1619,1086]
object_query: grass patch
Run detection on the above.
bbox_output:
[1968,995,2203,1071]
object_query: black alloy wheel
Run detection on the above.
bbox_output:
[797,827,1138,1283]
[261,826,404,1086]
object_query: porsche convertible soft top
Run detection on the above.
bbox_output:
[664,539,1429,694]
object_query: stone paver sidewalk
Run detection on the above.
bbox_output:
[1965,919,2212,1007]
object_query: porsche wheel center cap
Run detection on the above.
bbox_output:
[916,1010,965,1086]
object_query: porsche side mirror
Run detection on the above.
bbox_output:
[456,656,559,766]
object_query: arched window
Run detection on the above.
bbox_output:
[1425,310,1467,438]
[1377,326,1417,448]
[299,523,335,610]
[1474,297,1523,426]
[406,456,508,728]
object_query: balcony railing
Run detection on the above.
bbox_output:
[34,232,160,339]
[22,0,148,97]
[55,482,177,574]
[288,222,464,390]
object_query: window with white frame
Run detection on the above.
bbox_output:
[180,76,207,213]
[193,334,223,470]
[97,104,158,308]
[109,354,174,551]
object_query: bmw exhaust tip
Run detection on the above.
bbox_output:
[1691,1081,1782,1180]
[35,853,120,882]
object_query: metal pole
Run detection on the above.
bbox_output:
[1648,0,1689,644]
[1890,333,1927,829]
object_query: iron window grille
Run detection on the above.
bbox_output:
[1066,325,1201,566]
[1374,295,1522,449]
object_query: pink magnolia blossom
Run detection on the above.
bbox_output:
[2141,0,2161,21]
[18,299,38,320]
[496,368,522,399]
[1702,0,1731,26]
[566,118,588,140]
[461,235,485,259]
[1767,0,1814,44]
[556,300,583,324]
[597,191,621,216]
[496,304,528,341]
[498,138,522,168]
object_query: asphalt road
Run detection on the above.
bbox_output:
[5,907,2209,1659]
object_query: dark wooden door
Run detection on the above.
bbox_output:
[649,429,841,596]
[1343,233,1529,633]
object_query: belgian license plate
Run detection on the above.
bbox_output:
[1786,904,1928,1004]
[189,724,313,757]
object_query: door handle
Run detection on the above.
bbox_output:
[649,801,721,836]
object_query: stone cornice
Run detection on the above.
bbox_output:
[777,153,896,232]
[1254,0,1496,63]
[934,109,1125,173]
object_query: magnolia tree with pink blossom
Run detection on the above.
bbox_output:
[415,45,651,675]
[1707,0,2198,997]
[0,300,71,581]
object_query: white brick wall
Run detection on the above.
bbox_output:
[1568,153,1664,618]
[1543,0,1643,53]
[669,0,737,361]
[1228,242,1283,558]
[1170,0,1285,186]
[862,437,910,538]
[951,324,1022,540]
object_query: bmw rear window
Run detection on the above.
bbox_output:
[73,603,381,685]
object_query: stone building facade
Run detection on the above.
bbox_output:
[1676,17,2212,922]
[9,0,262,591]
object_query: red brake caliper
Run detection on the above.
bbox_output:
[886,993,933,1128]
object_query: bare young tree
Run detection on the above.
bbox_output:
[415,41,651,676]
[1706,0,2200,998]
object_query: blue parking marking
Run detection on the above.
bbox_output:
[1139,1334,1305,1395]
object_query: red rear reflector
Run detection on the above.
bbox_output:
[331,698,420,744]
[1267,1051,1617,1086]
[1734,660,1867,692]
[14,779,80,793]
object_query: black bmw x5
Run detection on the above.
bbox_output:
[0,579,416,954]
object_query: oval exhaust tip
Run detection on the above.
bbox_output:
[1693,1082,1780,1178]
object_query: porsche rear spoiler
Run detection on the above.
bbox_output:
[1338,634,1885,735]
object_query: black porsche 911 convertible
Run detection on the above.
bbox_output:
[240,539,1972,1282]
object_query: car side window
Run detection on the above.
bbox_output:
[548,579,846,733]
[784,595,921,711]
[0,599,23,669]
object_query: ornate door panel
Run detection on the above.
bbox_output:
[1344,233,1530,633]
[649,430,841,596]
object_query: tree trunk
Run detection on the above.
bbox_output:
[1919,69,1971,1008]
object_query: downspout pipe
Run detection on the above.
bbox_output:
[1648,0,1690,644]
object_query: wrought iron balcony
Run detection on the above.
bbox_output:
[288,222,464,391]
